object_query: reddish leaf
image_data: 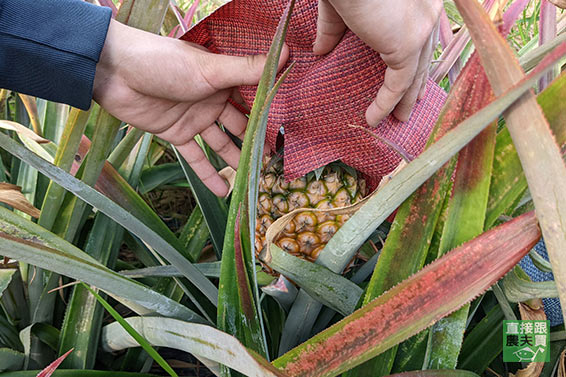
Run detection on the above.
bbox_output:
[273,212,541,377]
[454,0,566,330]
[36,348,73,377]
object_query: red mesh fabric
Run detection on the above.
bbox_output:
[182,0,447,188]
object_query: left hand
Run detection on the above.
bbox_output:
[93,19,288,196]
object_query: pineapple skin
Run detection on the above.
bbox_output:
[255,155,367,268]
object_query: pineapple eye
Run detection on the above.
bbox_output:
[258,193,273,215]
[296,231,321,255]
[309,245,325,261]
[316,221,339,243]
[293,211,318,233]
[257,214,273,233]
[332,188,352,207]
[261,173,276,192]
[289,177,307,190]
[288,192,309,211]
[272,194,289,216]
[277,237,300,254]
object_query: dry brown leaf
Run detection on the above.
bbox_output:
[549,0,566,9]
[218,166,237,195]
[509,300,546,377]
[16,94,42,136]
[0,183,41,218]
[0,120,49,144]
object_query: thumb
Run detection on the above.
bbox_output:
[313,0,346,55]
[201,44,290,89]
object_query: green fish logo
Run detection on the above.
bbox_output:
[513,347,544,362]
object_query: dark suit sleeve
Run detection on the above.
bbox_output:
[0,0,112,110]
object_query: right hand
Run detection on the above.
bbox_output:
[314,0,443,126]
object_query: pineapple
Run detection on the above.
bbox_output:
[255,155,367,270]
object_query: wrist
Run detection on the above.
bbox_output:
[93,19,127,102]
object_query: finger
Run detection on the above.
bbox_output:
[176,140,229,197]
[198,44,290,90]
[218,102,248,140]
[393,38,435,121]
[231,89,250,112]
[200,123,241,169]
[313,0,347,55]
[419,28,438,99]
[366,58,418,126]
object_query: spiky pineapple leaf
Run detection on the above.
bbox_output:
[217,0,295,364]
[273,211,541,377]
[0,207,205,323]
[102,317,290,377]
[0,133,218,305]
[454,0,566,322]
[82,284,178,377]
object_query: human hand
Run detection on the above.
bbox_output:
[314,0,442,125]
[93,19,289,196]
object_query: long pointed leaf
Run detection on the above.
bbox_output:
[0,207,204,323]
[0,133,218,305]
[454,0,566,323]
[273,211,541,377]
[102,317,289,377]
[217,0,295,362]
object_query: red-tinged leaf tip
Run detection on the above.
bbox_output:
[36,348,74,377]
[275,212,541,377]
[184,0,200,29]
[234,206,255,320]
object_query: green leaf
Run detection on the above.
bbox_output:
[51,109,121,240]
[101,317,289,377]
[0,207,205,323]
[82,284,178,377]
[456,304,504,374]
[265,245,363,316]
[501,266,558,302]
[178,206,210,262]
[138,162,185,194]
[386,371,480,377]
[58,214,124,369]
[173,149,227,257]
[0,269,15,297]
[424,60,498,368]
[0,348,24,372]
[0,133,218,305]
[273,211,540,377]
[217,0,295,363]
[0,372,160,377]
[486,72,566,228]
[120,262,222,279]
[278,290,323,356]
[107,127,144,169]
[454,0,566,324]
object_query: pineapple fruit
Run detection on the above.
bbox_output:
[255,155,367,271]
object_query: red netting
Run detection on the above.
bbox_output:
[182,0,447,188]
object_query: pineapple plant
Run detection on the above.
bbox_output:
[255,154,368,268]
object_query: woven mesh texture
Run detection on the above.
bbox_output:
[519,240,564,326]
[182,0,447,186]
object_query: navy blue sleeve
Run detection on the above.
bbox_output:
[0,0,112,110]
